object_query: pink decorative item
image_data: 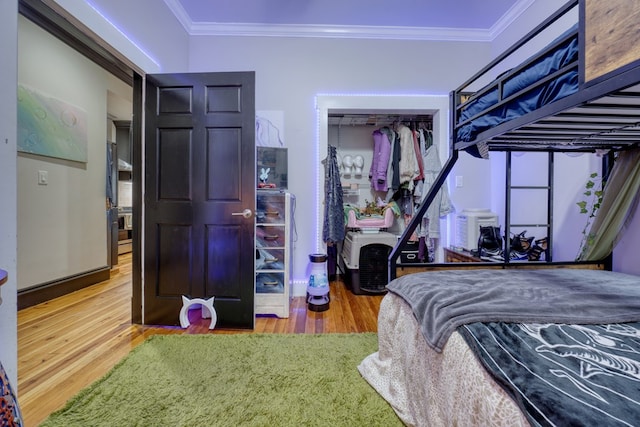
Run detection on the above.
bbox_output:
[347,208,395,229]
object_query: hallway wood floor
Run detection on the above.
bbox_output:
[17,253,384,426]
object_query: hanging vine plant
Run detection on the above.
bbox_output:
[576,171,605,259]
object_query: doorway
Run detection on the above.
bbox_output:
[315,94,451,251]
[142,72,256,328]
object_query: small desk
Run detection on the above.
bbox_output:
[444,248,482,263]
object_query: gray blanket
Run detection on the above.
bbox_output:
[387,268,640,352]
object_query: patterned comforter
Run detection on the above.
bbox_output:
[363,268,640,425]
[459,322,640,427]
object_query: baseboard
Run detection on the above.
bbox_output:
[110,266,120,277]
[18,266,111,310]
[292,279,309,297]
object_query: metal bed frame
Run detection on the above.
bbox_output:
[389,0,640,280]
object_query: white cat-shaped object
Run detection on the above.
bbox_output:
[179,295,217,330]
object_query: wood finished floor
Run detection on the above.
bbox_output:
[17,253,384,426]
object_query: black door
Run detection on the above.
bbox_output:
[144,72,255,328]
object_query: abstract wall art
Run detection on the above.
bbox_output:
[17,84,88,163]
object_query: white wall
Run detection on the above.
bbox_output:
[50,0,190,74]
[491,0,578,73]
[16,16,132,290]
[76,0,188,73]
[50,2,492,286]
[0,0,18,387]
[188,35,491,284]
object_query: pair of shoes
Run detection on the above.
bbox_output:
[481,247,503,258]
[478,226,503,258]
[535,237,548,250]
[508,230,537,261]
[510,230,534,252]
[528,237,548,261]
[509,250,530,261]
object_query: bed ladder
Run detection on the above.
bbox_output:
[504,151,553,263]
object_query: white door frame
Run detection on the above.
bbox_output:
[314,93,450,252]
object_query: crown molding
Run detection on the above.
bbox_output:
[163,0,191,32]
[488,0,536,40]
[189,22,492,41]
[163,0,531,42]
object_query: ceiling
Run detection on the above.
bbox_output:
[107,0,535,120]
[163,0,535,41]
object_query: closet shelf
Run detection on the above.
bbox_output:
[329,113,433,128]
[342,183,371,196]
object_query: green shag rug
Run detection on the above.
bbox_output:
[41,333,402,427]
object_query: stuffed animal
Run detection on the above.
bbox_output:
[259,167,270,183]
[258,167,276,188]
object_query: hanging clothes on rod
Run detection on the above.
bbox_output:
[322,145,345,245]
[414,127,454,261]
[397,123,420,190]
[380,125,400,198]
[370,129,392,192]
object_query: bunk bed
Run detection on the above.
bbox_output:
[359,1,640,425]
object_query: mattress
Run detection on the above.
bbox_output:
[455,24,579,147]
[358,292,529,427]
[359,268,640,426]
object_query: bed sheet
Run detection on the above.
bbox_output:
[358,292,529,427]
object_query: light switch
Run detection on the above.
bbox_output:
[455,175,463,188]
[38,170,48,185]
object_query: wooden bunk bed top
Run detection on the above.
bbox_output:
[453,0,640,156]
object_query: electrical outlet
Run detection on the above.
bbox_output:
[38,170,48,185]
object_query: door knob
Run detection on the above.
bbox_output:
[231,208,253,219]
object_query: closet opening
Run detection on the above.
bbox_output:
[314,94,450,293]
[328,111,434,225]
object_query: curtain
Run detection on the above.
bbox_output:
[577,148,640,261]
